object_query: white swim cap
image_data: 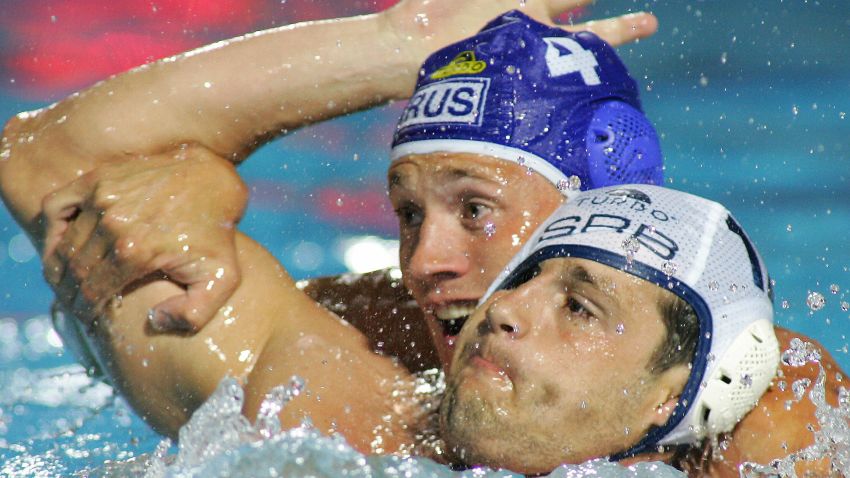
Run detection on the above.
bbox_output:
[481,184,780,456]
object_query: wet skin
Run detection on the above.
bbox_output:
[441,258,689,474]
[388,153,564,366]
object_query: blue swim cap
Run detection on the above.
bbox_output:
[390,10,663,191]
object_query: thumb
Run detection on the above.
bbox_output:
[148,257,241,333]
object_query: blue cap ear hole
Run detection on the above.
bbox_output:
[592,128,612,144]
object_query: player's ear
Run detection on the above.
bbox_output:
[645,364,690,427]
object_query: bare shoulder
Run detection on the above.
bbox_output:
[299,269,439,372]
[708,326,847,476]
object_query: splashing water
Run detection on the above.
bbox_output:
[89,375,686,478]
[742,339,850,476]
[4,316,844,477]
[0,316,163,477]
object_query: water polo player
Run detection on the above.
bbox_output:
[388,10,662,367]
[441,184,780,473]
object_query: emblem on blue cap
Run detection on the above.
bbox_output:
[430,51,487,79]
[396,78,490,130]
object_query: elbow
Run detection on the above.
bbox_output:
[0,112,27,207]
[0,110,43,230]
[0,112,22,178]
[0,108,41,186]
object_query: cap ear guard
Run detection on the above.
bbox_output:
[658,298,779,447]
[586,101,663,188]
[691,319,779,438]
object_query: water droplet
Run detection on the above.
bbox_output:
[288,376,305,397]
[791,378,811,401]
[829,284,840,295]
[792,105,799,116]
[621,236,640,263]
[567,175,582,191]
[505,65,517,75]
[806,291,825,311]
[336,197,344,207]
[781,338,821,368]
[661,261,678,277]
[740,373,752,388]
[413,13,429,26]
[615,323,625,335]
[483,222,496,238]
[556,179,569,192]
[708,281,719,291]
[841,301,849,312]
[699,75,709,87]
[729,283,738,293]
[786,224,793,232]
[720,52,727,64]
[781,299,790,309]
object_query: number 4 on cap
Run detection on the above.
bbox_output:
[543,37,601,85]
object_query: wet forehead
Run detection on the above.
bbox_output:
[387,153,524,191]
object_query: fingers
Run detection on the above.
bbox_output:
[77,234,156,314]
[566,12,658,47]
[43,205,100,288]
[41,174,93,262]
[147,253,241,332]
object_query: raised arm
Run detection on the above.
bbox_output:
[0,0,657,235]
[0,1,658,332]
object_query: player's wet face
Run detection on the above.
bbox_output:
[387,153,564,366]
[439,258,690,473]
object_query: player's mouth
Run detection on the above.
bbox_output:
[434,302,477,339]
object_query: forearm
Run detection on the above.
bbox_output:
[84,233,285,436]
[0,13,413,234]
[29,15,419,162]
